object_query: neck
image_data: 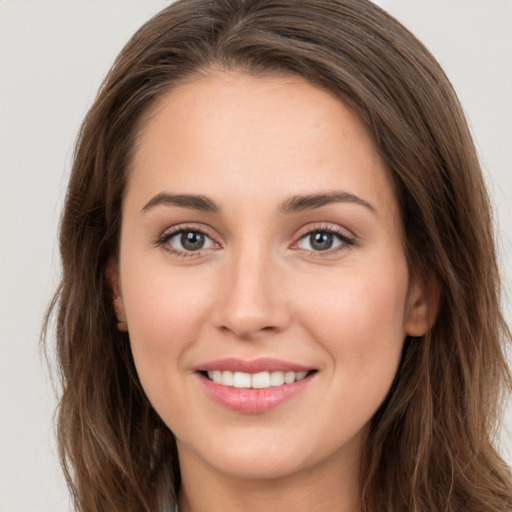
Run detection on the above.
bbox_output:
[177,441,362,512]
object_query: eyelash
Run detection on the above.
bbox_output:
[155,224,218,258]
[293,223,356,256]
[155,223,356,258]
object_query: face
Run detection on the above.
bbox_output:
[112,71,431,484]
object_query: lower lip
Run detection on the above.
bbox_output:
[198,373,313,413]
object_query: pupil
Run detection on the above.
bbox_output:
[310,232,333,251]
[181,231,204,251]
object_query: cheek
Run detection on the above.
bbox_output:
[120,261,214,377]
[295,263,409,372]
[299,267,409,436]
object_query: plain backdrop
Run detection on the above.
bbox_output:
[0,1,511,511]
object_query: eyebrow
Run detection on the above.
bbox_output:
[142,193,220,214]
[278,191,376,214]
[141,190,376,216]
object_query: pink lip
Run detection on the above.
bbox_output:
[194,358,316,414]
[195,357,312,373]
[199,376,313,413]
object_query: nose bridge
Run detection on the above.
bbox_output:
[213,236,289,337]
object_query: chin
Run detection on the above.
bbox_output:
[210,449,311,481]
[176,426,311,479]
[177,423,363,483]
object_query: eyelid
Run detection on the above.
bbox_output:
[291,222,356,253]
[154,221,355,258]
[294,222,354,239]
[155,223,221,256]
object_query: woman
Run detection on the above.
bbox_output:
[44,0,512,510]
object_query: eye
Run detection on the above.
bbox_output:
[295,228,355,253]
[159,228,217,255]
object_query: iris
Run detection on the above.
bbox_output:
[310,232,333,251]
[181,231,205,251]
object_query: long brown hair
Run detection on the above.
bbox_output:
[43,0,512,510]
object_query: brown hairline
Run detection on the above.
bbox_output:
[43,1,512,511]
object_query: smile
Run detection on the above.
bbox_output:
[206,370,310,389]
[196,359,317,413]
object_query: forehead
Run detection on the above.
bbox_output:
[127,70,398,222]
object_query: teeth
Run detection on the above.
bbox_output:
[284,371,295,384]
[222,370,234,386]
[252,371,270,389]
[270,371,285,386]
[206,370,309,389]
[233,371,252,388]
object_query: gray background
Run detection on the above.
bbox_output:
[1,1,511,511]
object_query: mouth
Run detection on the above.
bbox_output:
[201,369,314,389]
[195,358,317,413]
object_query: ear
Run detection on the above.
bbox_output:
[105,257,128,332]
[404,271,440,337]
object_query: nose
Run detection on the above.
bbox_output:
[212,245,291,339]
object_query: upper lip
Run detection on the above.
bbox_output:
[195,358,313,373]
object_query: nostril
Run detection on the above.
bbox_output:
[216,319,283,339]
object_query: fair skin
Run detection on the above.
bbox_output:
[111,70,432,512]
